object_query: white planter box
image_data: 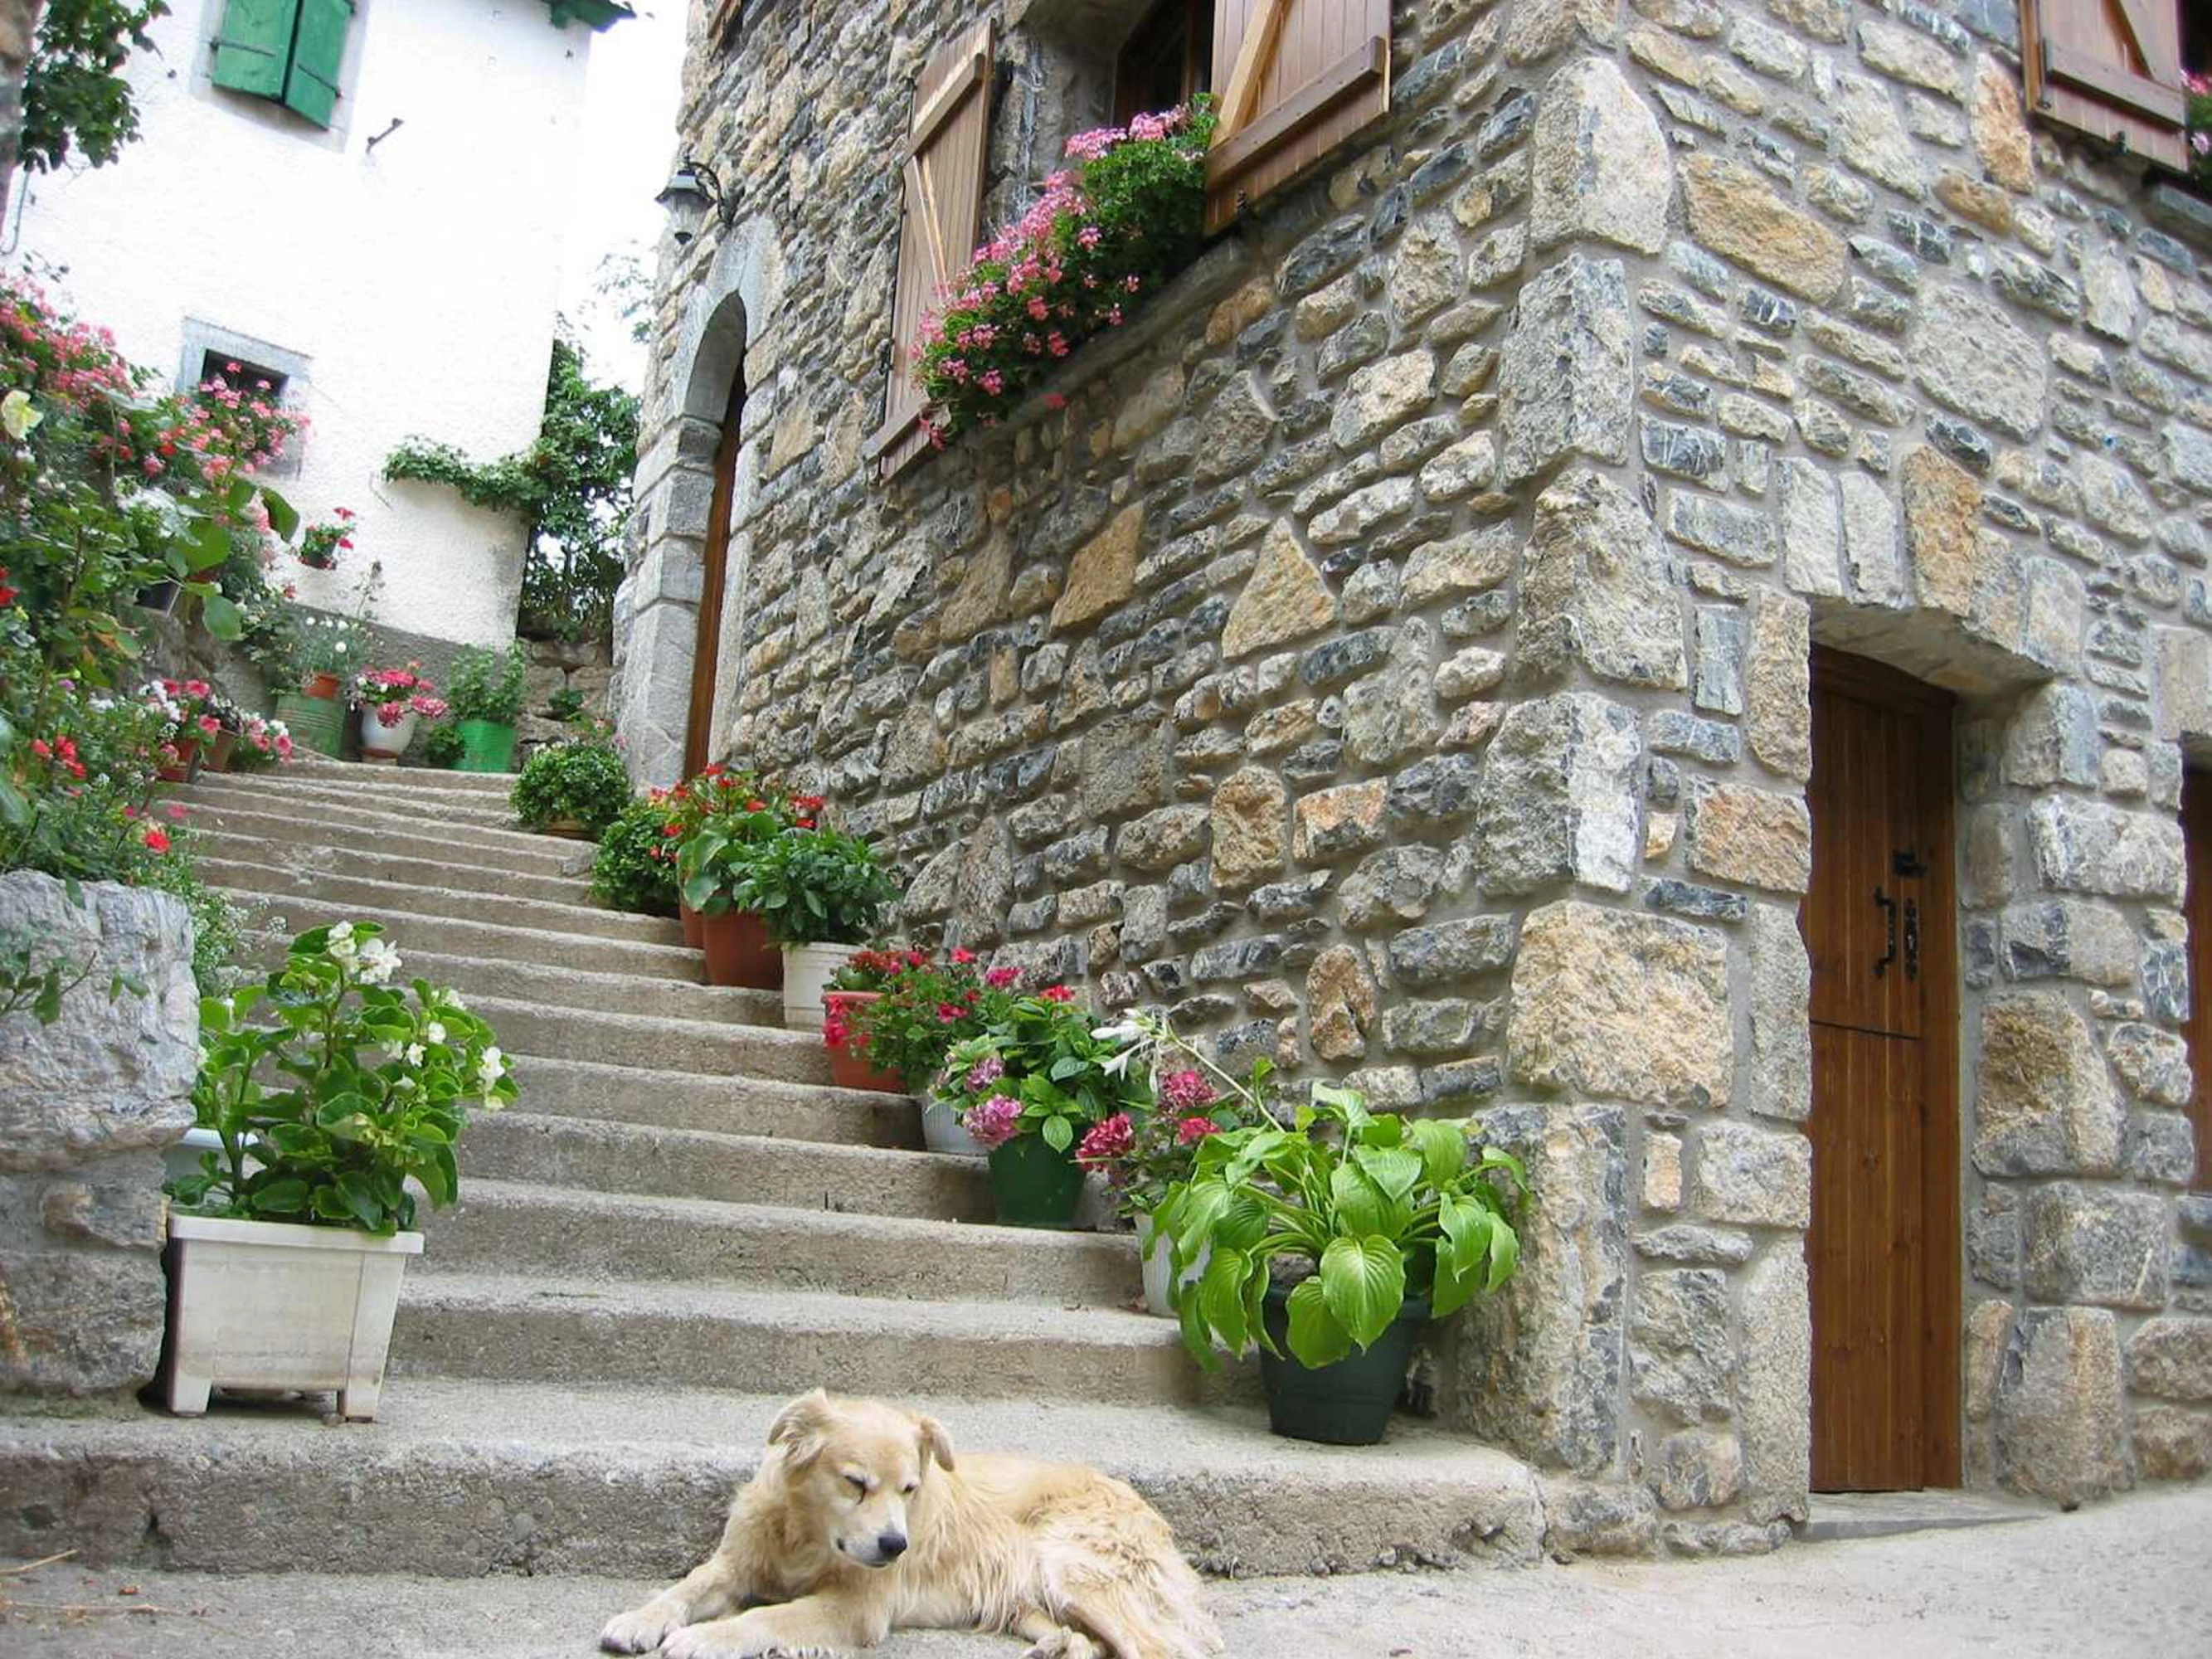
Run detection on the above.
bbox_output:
[781,942,859,1033]
[165,1213,422,1422]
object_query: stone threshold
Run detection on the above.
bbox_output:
[1800,1489,2045,1544]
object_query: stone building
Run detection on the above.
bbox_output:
[616,0,2212,1548]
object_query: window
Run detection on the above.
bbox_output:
[1116,0,1213,124]
[2020,0,2190,173]
[177,321,310,479]
[197,349,289,405]
[210,0,355,130]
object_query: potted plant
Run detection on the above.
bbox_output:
[510,733,631,839]
[141,677,221,781]
[226,713,294,771]
[591,794,682,918]
[941,985,1150,1229]
[349,661,447,762]
[163,920,515,1420]
[833,950,992,1121]
[1146,1065,1524,1447]
[295,507,355,572]
[820,947,940,1094]
[445,640,528,772]
[295,611,372,699]
[674,778,799,988]
[724,820,900,1031]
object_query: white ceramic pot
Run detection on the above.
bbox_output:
[1137,1214,1209,1319]
[165,1213,422,1421]
[921,1099,986,1157]
[781,941,861,1033]
[357,707,418,759]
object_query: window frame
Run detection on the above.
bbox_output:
[1113,0,1214,125]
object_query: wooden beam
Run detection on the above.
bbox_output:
[906,41,989,159]
[1208,35,1388,191]
[1213,0,1289,144]
[2110,0,2163,67]
[2045,38,2186,126]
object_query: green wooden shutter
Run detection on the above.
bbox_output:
[210,0,303,99]
[283,0,354,129]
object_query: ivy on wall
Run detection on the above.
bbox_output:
[384,338,638,643]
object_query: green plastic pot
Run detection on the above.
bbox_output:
[455,718,517,773]
[1257,1287,1430,1446]
[274,692,344,760]
[985,1134,1086,1229]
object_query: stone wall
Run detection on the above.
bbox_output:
[0,873,198,1399]
[623,0,2212,1543]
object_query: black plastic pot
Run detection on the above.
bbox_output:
[1258,1287,1430,1446]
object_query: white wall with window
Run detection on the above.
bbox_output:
[13,0,621,649]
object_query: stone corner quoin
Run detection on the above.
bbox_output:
[615,0,2212,1545]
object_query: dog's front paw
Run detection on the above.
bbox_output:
[600,1604,684,1653]
[658,1627,774,1659]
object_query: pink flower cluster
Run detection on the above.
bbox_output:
[1159,1068,1214,1113]
[1077,1112,1135,1169]
[964,1094,1023,1150]
[964,1054,1005,1091]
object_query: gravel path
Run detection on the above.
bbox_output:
[4,1482,2207,1658]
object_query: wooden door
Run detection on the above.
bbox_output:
[2181,770,2212,1190]
[1805,649,1961,1491]
[683,377,744,781]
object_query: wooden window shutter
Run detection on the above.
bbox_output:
[866,19,995,482]
[211,0,304,100]
[282,0,354,129]
[1206,0,1390,234]
[2023,0,2189,172]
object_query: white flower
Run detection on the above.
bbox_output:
[423,1020,446,1044]
[446,990,468,1011]
[405,1043,425,1065]
[328,921,354,942]
[356,937,401,985]
[1,389,42,440]
[1091,1020,1144,1046]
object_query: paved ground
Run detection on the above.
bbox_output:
[3,1482,2207,1658]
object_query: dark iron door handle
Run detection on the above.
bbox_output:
[1874,887,1897,979]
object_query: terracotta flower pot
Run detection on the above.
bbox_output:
[700,910,782,989]
[679,899,705,949]
[158,734,203,783]
[303,671,341,700]
[823,991,906,1094]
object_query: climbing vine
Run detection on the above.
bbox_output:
[17,0,168,176]
[384,338,638,642]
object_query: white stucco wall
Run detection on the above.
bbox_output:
[15,0,601,648]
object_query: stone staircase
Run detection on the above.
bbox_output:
[0,759,1541,1585]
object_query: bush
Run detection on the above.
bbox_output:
[510,740,630,837]
[447,641,528,725]
[726,824,898,946]
[591,795,679,917]
[420,724,464,769]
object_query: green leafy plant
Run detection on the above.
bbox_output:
[941,985,1149,1155]
[543,685,585,724]
[827,947,987,1090]
[590,794,680,917]
[447,641,529,725]
[510,739,631,837]
[143,827,257,994]
[916,100,1216,440]
[420,724,464,770]
[0,927,142,1022]
[1144,1045,1524,1370]
[383,338,638,642]
[724,823,898,946]
[168,921,514,1235]
[673,779,808,914]
[17,0,168,178]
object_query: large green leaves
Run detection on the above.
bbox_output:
[1319,1234,1407,1352]
[1285,1276,1354,1369]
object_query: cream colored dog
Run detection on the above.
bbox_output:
[600,1390,1223,1659]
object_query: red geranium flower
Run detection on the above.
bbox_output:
[143,828,171,854]
[950,947,976,965]
[1040,985,1076,1003]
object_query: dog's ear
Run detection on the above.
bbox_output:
[769,1389,832,1471]
[915,1413,955,1473]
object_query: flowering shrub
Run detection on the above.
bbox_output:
[829,947,994,1091]
[590,794,681,917]
[914,99,1217,440]
[941,987,1153,1155]
[168,921,515,1235]
[673,773,814,913]
[2190,71,2211,185]
[228,713,294,768]
[511,737,631,837]
[296,507,356,571]
[1072,1054,1250,1221]
[352,662,448,726]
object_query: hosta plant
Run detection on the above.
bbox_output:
[1148,1076,1524,1371]
[168,921,515,1236]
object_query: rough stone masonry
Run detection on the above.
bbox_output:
[617,0,2212,1552]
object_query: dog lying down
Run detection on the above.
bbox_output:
[600,1389,1224,1659]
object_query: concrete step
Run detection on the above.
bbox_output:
[283,756,520,795]
[392,949,766,1025]
[475,996,824,1081]
[463,1112,980,1219]
[423,1180,1143,1306]
[508,1053,921,1148]
[0,1381,1542,1579]
[216,894,704,984]
[387,1273,1247,1405]
[202,857,682,948]
[183,771,521,830]
[206,830,593,909]
[177,797,579,879]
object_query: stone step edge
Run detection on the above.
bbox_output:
[200,856,679,946]
[211,892,702,977]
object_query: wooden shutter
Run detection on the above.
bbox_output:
[283,0,352,129]
[865,19,994,482]
[2023,0,2188,172]
[210,0,303,100]
[1206,0,1390,234]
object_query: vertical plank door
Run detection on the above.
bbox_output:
[1805,649,1960,1491]
[683,376,746,781]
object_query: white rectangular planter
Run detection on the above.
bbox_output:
[782,941,860,1033]
[165,1214,422,1422]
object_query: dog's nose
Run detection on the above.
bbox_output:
[877,1532,907,1560]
